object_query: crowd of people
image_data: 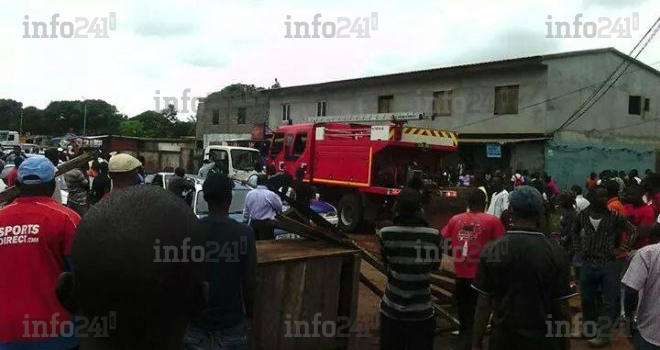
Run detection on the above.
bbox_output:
[376,167,660,350]
[2,145,660,350]
[0,148,325,350]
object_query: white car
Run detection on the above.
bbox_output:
[191,181,339,238]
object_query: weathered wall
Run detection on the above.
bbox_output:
[196,93,269,139]
[510,141,546,173]
[545,140,655,191]
[545,52,660,143]
[268,67,549,134]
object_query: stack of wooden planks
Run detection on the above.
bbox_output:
[272,191,459,328]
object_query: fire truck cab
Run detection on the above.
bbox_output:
[268,113,458,232]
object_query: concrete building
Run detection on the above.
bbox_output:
[265,48,660,189]
[195,91,270,149]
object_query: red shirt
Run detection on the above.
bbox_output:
[0,197,80,342]
[608,198,627,216]
[625,204,656,249]
[586,177,597,190]
[441,212,506,279]
[5,168,18,187]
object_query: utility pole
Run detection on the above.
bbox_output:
[83,99,87,135]
[19,109,23,135]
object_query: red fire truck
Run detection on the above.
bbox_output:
[267,113,458,231]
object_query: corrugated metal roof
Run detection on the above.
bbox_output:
[264,47,660,95]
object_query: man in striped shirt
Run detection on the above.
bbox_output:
[378,188,440,350]
[572,185,637,348]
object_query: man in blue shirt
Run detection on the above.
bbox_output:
[243,175,282,240]
[185,174,257,350]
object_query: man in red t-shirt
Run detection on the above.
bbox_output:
[4,157,24,187]
[441,188,505,350]
[0,157,80,350]
[623,184,656,249]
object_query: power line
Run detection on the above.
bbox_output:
[553,16,660,133]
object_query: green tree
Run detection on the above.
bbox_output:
[43,100,124,135]
[160,103,178,123]
[21,106,46,135]
[206,83,265,100]
[131,110,173,138]
[119,120,145,137]
[0,99,23,131]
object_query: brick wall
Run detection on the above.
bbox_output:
[195,92,269,139]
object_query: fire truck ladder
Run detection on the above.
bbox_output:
[307,112,424,123]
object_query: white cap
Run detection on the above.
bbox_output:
[108,154,142,173]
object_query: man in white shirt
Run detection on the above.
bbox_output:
[487,177,509,218]
[622,242,660,349]
[571,185,590,213]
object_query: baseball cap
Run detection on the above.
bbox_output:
[18,156,56,185]
[509,185,543,216]
[108,154,142,173]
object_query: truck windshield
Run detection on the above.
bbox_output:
[270,133,285,157]
[208,149,228,162]
[231,149,260,171]
[0,132,7,141]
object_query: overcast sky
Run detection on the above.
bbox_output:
[1,0,658,119]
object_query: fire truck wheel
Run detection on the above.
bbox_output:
[338,193,363,232]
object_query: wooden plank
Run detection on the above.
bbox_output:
[430,274,455,293]
[296,258,326,350]
[257,240,358,265]
[335,253,361,349]
[433,269,457,280]
[277,261,307,350]
[318,257,342,350]
[253,264,286,350]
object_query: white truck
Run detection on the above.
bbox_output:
[203,145,261,181]
[0,131,20,149]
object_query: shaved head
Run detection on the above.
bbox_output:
[59,186,206,349]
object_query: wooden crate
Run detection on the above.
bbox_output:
[250,240,361,350]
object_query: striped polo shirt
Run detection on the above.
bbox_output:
[378,217,440,321]
[572,210,637,264]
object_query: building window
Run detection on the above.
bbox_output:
[628,96,642,115]
[237,107,246,125]
[494,85,519,115]
[282,104,291,122]
[316,100,327,117]
[433,91,452,116]
[378,95,393,113]
[212,110,220,125]
[644,98,650,112]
